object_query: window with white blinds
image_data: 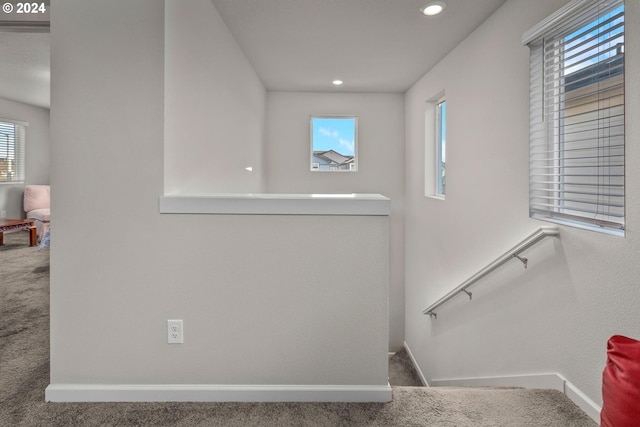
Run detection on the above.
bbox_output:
[523,0,625,236]
[0,120,26,183]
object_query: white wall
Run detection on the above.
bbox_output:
[265,92,405,350]
[0,97,49,218]
[404,0,640,406]
[164,0,266,194]
[49,0,388,396]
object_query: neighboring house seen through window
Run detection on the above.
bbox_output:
[524,0,625,235]
[0,120,26,184]
[310,116,357,172]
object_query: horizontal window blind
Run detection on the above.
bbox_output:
[527,0,625,235]
[0,120,26,183]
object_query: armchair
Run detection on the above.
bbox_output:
[24,184,50,240]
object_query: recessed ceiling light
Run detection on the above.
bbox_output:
[332,80,344,86]
[421,1,446,16]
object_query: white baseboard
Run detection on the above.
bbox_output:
[45,384,392,403]
[562,377,601,423]
[430,373,601,423]
[430,373,564,389]
[402,341,429,387]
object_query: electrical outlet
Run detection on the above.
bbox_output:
[167,319,183,344]
[0,210,6,218]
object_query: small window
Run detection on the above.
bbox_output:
[310,116,357,172]
[0,120,26,184]
[524,0,625,235]
[424,93,446,199]
[435,100,446,196]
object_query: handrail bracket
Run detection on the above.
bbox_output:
[462,289,472,300]
[513,253,528,269]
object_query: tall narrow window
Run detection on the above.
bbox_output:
[436,100,446,196]
[0,120,26,183]
[524,0,625,235]
[424,93,446,199]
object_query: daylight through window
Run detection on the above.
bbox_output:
[0,120,26,183]
[524,0,625,235]
[310,116,357,172]
[436,100,446,196]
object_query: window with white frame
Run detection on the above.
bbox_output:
[0,119,26,183]
[435,99,446,196]
[523,0,625,235]
[310,116,358,172]
[424,93,446,198]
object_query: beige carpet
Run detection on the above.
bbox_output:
[0,231,598,426]
[389,350,424,387]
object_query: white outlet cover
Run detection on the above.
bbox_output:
[167,319,183,344]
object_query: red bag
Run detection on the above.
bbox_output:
[601,335,640,427]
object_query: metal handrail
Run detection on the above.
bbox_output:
[423,226,560,318]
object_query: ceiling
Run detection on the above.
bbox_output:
[0,0,50,109]
[211,0,507,92]
[0,0,508,109]
[0,31,50,109]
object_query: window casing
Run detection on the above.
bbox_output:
[424,93,446,199]
[435,100,446,196]
[0,120,26,184]
[524,0,625,236]
[310,116,358,172]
